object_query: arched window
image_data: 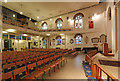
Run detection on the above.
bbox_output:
[56,36,61,45]
[73,13,84,28]
[41,22,47,30]
[55,18,63,29]
[74,34,82,44]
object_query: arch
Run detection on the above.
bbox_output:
[55,18,63,29]
[41,22,47,30]
[56,36,61,45]
[74,33,83,44]
[74,13,84,28]
[56,36,61,39]
[74,33,83,38]
[73,13,84,19]
[55,18,63,23]
[41,22,47,26]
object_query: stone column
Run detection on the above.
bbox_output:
[117,2,120,61]
[117,1,120,81]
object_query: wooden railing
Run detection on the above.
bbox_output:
[2,15,71,32]
[85,55,118,81]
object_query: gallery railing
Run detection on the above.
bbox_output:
[85,55,118,81]
[2,15,71,32]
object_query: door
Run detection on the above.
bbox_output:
[28,42,31,49]
[4,39,9,49]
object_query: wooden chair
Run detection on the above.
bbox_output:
[27,63,37,74]
[7,59,16,64]
[16,60,26,68]
[33,57,40,62]
[44,58,49,65]
[37,60,44,69]
[2,71,13,81]
[13,66,27,80]
[3,63,16,73]
[25,58,34,65]
[50,57,54,63]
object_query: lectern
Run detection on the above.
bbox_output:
[103,43,114,56]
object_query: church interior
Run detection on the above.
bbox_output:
[0,0,120,81]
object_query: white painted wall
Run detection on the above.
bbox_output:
[38,3,108,50]
[2,2,117,53]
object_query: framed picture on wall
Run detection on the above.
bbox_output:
[100,34,107,43]
[89,21,94,29]
[91,37,99,43]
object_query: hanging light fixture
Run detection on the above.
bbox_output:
[20,4,23,15]
[13,14,16,17]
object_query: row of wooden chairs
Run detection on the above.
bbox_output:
[2,52,62,65]
[2,54,63,73]
[2,58,67,81]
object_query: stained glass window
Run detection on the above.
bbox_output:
[56,37,61,45]
[75,35,82,44]
[57,20,62,29]
[75,15,83,28]
[42,23,47,30]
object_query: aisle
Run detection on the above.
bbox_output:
[46,54,87,79]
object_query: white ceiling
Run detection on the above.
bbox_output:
[2,2,99,21]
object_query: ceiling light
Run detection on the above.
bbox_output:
[46,34,50,36]
[29,18,31,21]
[36,36,39,38]
[60,16,62,18]
[60,34,64,35]
[23,34,28,36]
[4,0,7,3]
[68,19,71,21]
[92,13,100,20]
[50,19,52,21]
[2,31,7,33]
[7,29,16,32]
[20,12,23,15]
[13,14,15,17]
[35,23,37,25]
[37,16,39,19]
[42,21,44,23]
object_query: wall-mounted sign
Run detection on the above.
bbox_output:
[16,36,21,40]
[84,36,89,44]
[22,36,26,40]
[3,34,8,39]
[27,37,31,40]
[9,35,15,39]
[70,39,74,44]
[89,21,94,29]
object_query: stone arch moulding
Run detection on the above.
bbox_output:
[74,33,83,38]
[41,22,47,26]
[73,13,84,19]
[55,18,63,23]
